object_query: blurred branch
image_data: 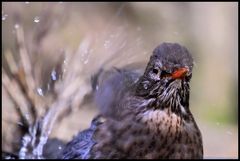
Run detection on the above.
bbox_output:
[16,25,38,117]
[3,22,92,158]
[2,68,34,126]
[3,3,139,159]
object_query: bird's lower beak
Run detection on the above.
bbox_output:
[171,67,189,79]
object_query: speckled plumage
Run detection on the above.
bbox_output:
[60,43,203,159]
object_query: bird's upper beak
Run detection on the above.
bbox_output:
[171,67,189,79]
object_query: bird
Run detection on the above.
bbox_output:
[59,42,203,159]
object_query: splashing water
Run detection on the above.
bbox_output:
[34,16,40,23]
[77,37,92,65]
[81,49,90,64]
[17,3,141,159]
[14,24,20,29]
[51,70,57,81]
[37,88,44,96]
[19,135,31,159]
[63,59,67,73]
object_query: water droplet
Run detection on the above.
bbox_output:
[79,44,90,64]
[34,16,40,23]
[2,14,8,21]
[96,85,99,91]
[23,135,31,142]
[51,70,57,81]
[14,24,19,29]
[37,88,44,96]
[58,146,62,150]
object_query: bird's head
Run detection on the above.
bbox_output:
[136,43,194,114]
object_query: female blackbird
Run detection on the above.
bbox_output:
[60,43,203,159]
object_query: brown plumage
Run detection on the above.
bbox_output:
[60,42,203,159]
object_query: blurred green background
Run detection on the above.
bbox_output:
[2,2,238,158]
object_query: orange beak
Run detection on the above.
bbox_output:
[171,67,189,79]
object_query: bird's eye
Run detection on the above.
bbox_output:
[152,68,159,75]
